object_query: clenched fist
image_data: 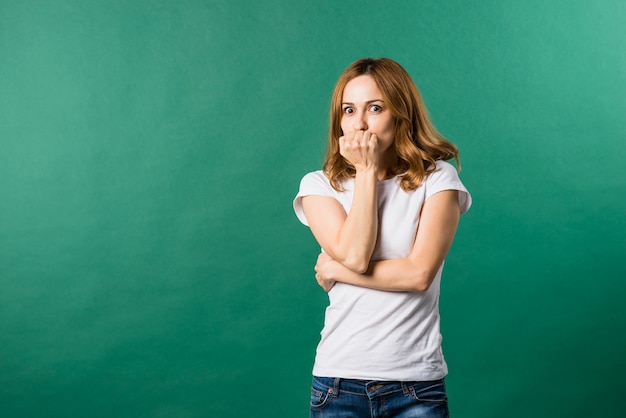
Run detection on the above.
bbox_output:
[339,130,379,172]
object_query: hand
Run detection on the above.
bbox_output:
[314,252,337,292]
[339,130,379,171]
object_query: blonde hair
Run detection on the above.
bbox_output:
[323,58,460,192]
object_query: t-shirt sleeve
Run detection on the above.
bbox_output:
[425,161,472,215]
[293,171,335,226]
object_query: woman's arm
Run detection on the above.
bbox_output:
[315,190,461,292]
[302,131,379,273]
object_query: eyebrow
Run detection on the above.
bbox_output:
[341,99,385,106]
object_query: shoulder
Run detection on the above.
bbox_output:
[423,160,464,188]
[300,170,328,183]
[429,160,459,180]
[425,160,472,214]
[299,170,333,192]
[294,170,337,226]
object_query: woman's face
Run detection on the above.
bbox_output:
[340,75,395,155]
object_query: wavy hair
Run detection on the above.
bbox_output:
[323,58,460,192]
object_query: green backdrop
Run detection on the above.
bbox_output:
[1,1,624,417]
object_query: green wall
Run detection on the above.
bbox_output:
[1,1,624,416]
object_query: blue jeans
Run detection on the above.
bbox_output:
[310,376,449,418]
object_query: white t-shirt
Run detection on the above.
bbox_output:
[293,160,471,381]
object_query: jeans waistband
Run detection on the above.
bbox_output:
[314,376,444,398]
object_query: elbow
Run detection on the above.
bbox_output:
[321,248,371,274]
[409,281,431,293]
[342,257,370,274]
[408,270,437,292]
[348,261,370,275]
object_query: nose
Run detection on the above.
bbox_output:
[353,113,367,131]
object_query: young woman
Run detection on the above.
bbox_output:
[294,58,472,418]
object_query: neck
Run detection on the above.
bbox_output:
[377,150,398,181]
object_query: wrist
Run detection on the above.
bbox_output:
[327,260,343,281]
[354,166,378,178]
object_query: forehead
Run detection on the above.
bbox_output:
[342,75,383,102]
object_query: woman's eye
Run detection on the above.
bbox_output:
[343,107,354,114]
[370,105,382,112]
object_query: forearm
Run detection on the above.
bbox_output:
[326,257,438,292]
[332,168,378,272]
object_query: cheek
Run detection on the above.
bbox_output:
[340,119,351,135]
[374,119,395,137]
